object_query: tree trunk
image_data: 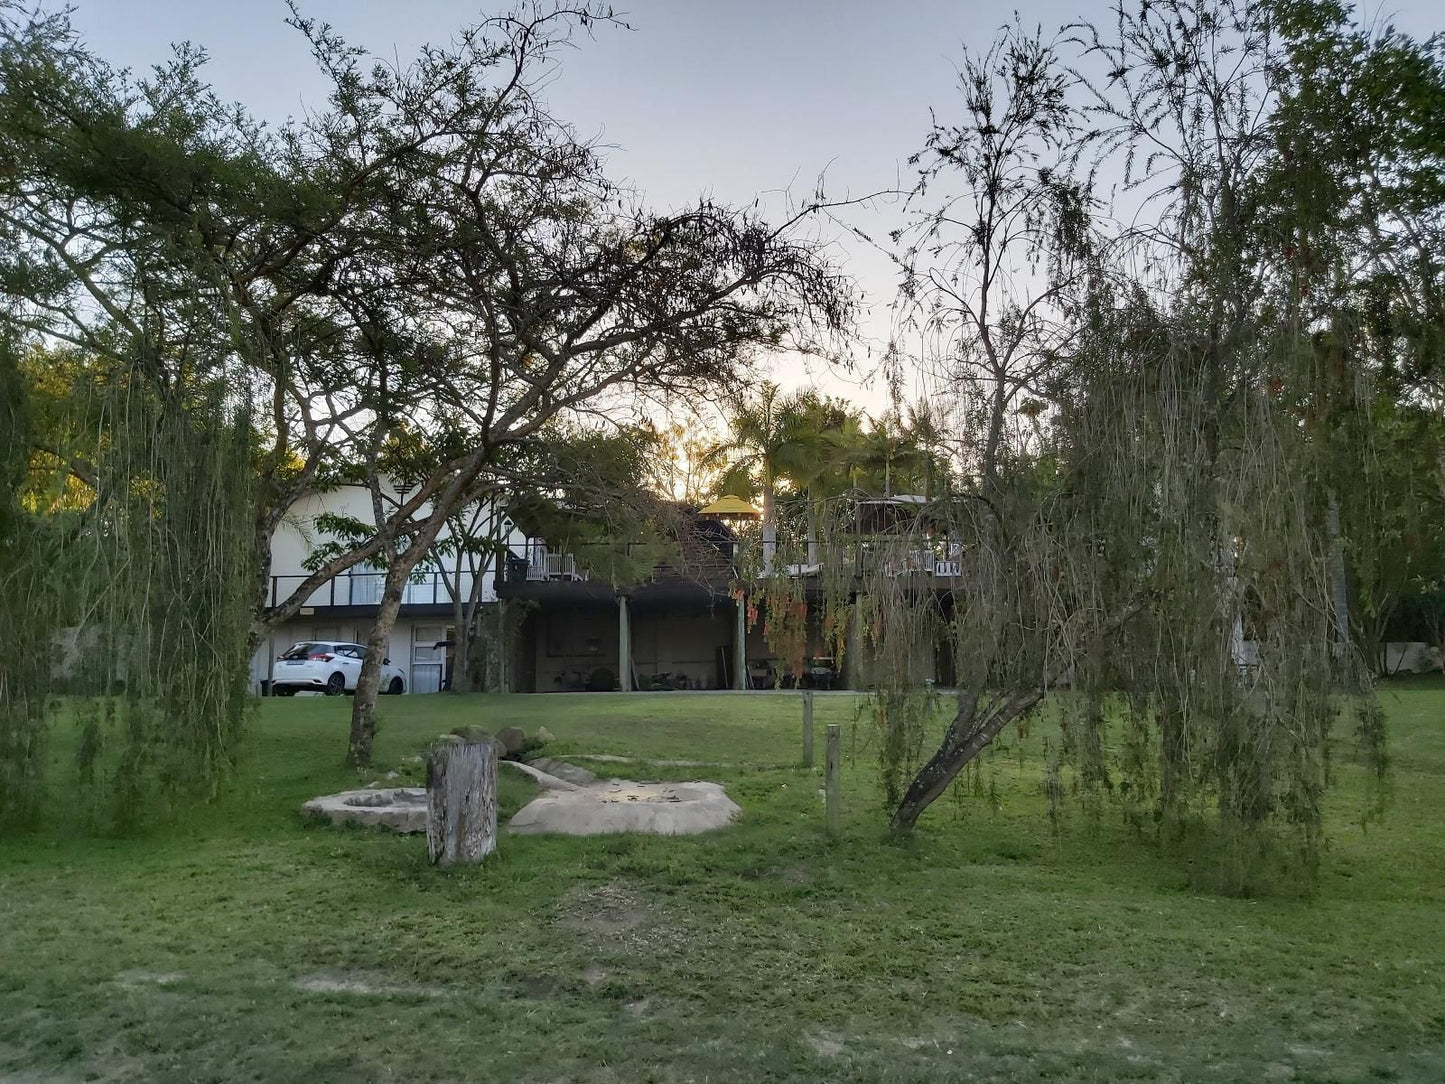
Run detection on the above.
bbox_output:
[806,499,819,566]
[761,481,777,574]
[450,580,471,694]
[1326,493,1351,662]
[450,550,491,695]
[426,736,498,866]
[890,687,1043,833]
[347,561,409,767]
[889,602,1143,833]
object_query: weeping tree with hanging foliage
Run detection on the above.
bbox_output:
[0,341,257,832]
[853,1,1395,891]
[0,4,272,827]
[0,0,853,788]
[0,3,327,828]
[0,333,56,829]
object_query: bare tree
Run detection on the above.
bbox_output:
[866,3,1385,885]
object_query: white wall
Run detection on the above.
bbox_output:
[266,484,529,611]
[252,482,530,694]
[250,617,459,694]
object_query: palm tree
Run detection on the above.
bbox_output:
[837,410,916,497]
[903,397,953,499]
[707,383,828,572]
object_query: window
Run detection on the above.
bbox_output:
[282,642,343,660]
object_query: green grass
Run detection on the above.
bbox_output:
[2,684,1444,1082]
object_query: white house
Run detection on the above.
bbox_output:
[250,484,531,694]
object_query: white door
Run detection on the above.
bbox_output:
[411,625,447,694]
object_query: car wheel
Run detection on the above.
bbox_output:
[324,672,346,696]
[386,677,404,695]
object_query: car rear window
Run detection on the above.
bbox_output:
[282,642,333,659]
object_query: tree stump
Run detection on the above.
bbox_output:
[427,736,498,866]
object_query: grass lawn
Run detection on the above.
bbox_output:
[2,684,1443,1082]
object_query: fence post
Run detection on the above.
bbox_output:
[825,723,840,839]
[802,690,815,768]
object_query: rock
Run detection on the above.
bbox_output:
[500,759,583,791]
[536,726,555,745]
[302,788,428,832]
[507,780,740,837]
[450,724,495,745]
[497,726,528,756]
[526,756,598,786]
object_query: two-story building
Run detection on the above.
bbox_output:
[494,494,970,693]
[253,488,971,695]
[250,483,533,694]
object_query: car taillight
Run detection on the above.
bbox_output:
[308,653,334,661]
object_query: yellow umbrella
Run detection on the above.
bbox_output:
[698,494,762,520]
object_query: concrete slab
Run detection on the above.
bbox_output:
[507,779,740,837]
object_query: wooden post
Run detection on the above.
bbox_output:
[825,723,840,839]
[733,593,747,690]
[427,735,498,866]
[618,593,632,692]
[802,690,815,768]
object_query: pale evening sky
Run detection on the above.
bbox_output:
[66,1,1444,417]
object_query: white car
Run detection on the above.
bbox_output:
[271,641,407,696]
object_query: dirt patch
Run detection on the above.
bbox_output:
[807,1032,846,1058]
[582,965,611,987]
[292,971,447,999]
[562,881,653,940]
[509,973,565,999]
[113,970,184,989]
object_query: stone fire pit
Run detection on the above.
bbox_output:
[301,761,740,839]
[301,787,427,833]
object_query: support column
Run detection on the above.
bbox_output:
[733,594,747,690]
[618,594,632,692]
[846,595,863,690]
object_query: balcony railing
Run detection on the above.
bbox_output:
[524,545,586,581]
[268,533,969,612]
[267,570,478,610]
[500,536,968,586]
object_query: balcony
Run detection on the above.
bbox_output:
[521,543,588,582]
[267,570,478,610]
[497,534,968,592]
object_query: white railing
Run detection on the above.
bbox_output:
[522,543,586,582]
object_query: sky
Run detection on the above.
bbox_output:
[66,0,1444,416]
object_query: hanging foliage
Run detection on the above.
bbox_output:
[812,2,1405,893]
[0,334,53,829]
[41,349,257,830]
